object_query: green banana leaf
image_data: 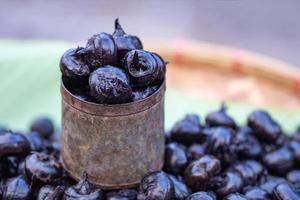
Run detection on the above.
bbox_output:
[0,40,299,133]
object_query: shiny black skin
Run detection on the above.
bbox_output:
[224,193,249,200]
[204,127,236,165]
[170,114,202,145]
[137,171,174,200]
[273,183,300,200]
[38,185,65,200]
[286,170,300,184]
[205,104,236,129]
[262,146,294,175]
[164,143,188,175]
[0,156,20,178]
[25,152,62,184]
[3,175,31,200]
[30,117,55,139]
[208,171,243,197]
[132,85,159,101]
[243,160,264,180]
[243,186,270,200]
[259,175,286,197]
[63,172,103,200]
[247,110,282,143]
[234,126,263,159]
[185,191,216,200]
[25,131,44,152]
[0,131,31,157]
[151,52,166,85]
[231,162,256,186]
[168,175,191,200]
[113,18,143,62]
[60,48,90,80]
[288,141,300,165]
[184,155,221,191]
[106,189,137,200]
[89,66,132,104]
[187,144,205,162]
[123,50,160,87]
[80,32,117,68]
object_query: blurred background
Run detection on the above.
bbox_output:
[0,0,299,132]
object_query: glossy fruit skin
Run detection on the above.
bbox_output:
[63,172,103,200]
[286,170,300,184]
[205,104,236,129]
[25,152,62,184]
[3,175,31,200]
[204,127,236,165]
[80,32,117,69]
[185,191,217,200]
[168,175,191,200]
[25,132,44,152]
[184,155,221,191]
[262,146,294,175]
[170,114,202,145]
[231,162,257,186]
[208,171,243,197]
[60,48,90,80]
[224,193,249,200]
[0,131,31,157]
[113,18,143,62]
[89,66,132,104]
[187,144,205,162]
[247,110,281,143]
[273,183,300,200]
[132,85,159,101]
[243,186,270,200]
[137,171,175,200]
[234,126,263,159]
[106,189,137,200]
[38,185,65,200]
[288,141,300,165]
[259,175,286,197]
[30,117,55,139]
[123,50,160,87]
[164,143,188,175]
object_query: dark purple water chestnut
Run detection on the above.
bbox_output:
[247,110,281,143]
[123,50,162,87]
[63,172,103,200]
[79,32,117,68]
[243,186,270,200]
[286,170,300,184]
[132,85,159,101]
[151,52,167,85]
[185,191,216,200]
[262,146,294,175]
[205,103,236,129]
[243,160,264,180]
[0,131,30,157]
[170,114,202,145]
[288,140,300,165]
[112,18,143,61]
[137,171,174,200]
[30,117,55,139]
[187,144,205,162]
[89,66,132,104]
[0,156,20,178]
[273,182,300,200]
[259,175,286,197]
[25,152,62,184]
[208,170,243,197]
[204,127,236,165]
[38,185,65,200]
[25,131,44,152]
[106,189,137,200]
[164,142,188,175]
[231,162,257,186]
[234,126,263,159]
[184,155,221,191]
[224,193,249,200]
[168,175,191,200]
[60,48,90,81]
[3,175,31,200]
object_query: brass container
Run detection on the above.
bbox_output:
[60,81,165,189]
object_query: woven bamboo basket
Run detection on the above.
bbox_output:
[146,40,300,110]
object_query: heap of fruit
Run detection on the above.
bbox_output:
[60,19,166,104]
[0,106,300,199]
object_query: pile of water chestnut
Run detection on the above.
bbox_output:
[0,106,300,200]
[60,19,166,104]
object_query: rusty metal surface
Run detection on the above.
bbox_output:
[61,81,165,189]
